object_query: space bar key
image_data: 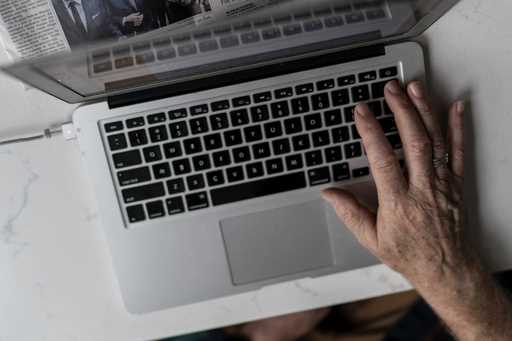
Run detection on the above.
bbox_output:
[210,172,307,206]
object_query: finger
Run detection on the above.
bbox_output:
[322,188,377,250]
[407,81,449,178]
[385,80,433,184]
[355,103,407,197]
[448,101,465,178]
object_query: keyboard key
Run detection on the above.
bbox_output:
[128,129,148,146]
[187,174,206,191]
[383,100,393,116]
[338,74,356,86]
[274,87,293,99]
[325,146,343,162]
[113,150,142,169]
[253,91,272,103]
[230,109,250,126]
[368,101,383,117]
[105,121,123,133]
[108,133,127,151]
[308,167,331,186]
[324,16,344,27]
[117,166,151,186]
[199,39,219,52]
[296,83,314,95]
[233,146,251,163]
[264,121,283,139]
[220,35,239,48]
[331,89,350,106]
[332,163,351,181]
[351,125,361,139]
[312,130,331,147]
[380,66,398,78]
[190,117,209,135]
[379,117,398,133]
[169,121,189,138]
[352,85,371,102]
[192,154,212,171]
[324,109,343,127]
[163,142,182,159]
[147,113,166,124]
[204,133,223,150]
[122,182,165,204]
[153,162,172,179]
[271,101,290,118]
[156,48,176,60]
[126,204,146,223]
[241,31,261,44]
[135,52,155,65]
[244,125,263,143]
[146,200,165,219]
[291,97,310,115]
[317,79,335,90]
[166,197,185,215]
[292,134,310,151]
[262,27,282,40]
[250,105,270,122]
[232,96,251,107]
[149,125,169,142]
[167,178,185,194]
[285,154,303,170]
[312,93,330,110]
[210,113,229,130]
[332,126,350,143]
[126,117,145,128]
[284,117,303,134]
[186,192,209,211]
[345,142,363,159]
[190,104,209,116]
[173,158,192,175]
[283,23,302,35]
[371,80,391,99]
[266,158,284,175]
[143,145,163,163]
[272,138,291,155]
[306,150,323,167]
[207,170,225,187]
[169,108,187,120]
[224,129,243,147]
[344,106,355,122]
[210,172,307,206]
[211,100,230,112]
[213,151,231,167]
[246,162,265,179]
[346,11,365,23]
[226,166,245,183]
[304,113,322,130]
[252,142,271,159]
[183,137,203,154]
[359,71,378,82]
[353,167,370,178]
[387,133,403,149]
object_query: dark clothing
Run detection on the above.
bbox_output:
[52,0,121,48]
[107,0,154,35]
[165,1,196,25]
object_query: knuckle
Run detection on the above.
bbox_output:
[408,138,432,157]
[372,156,397,173]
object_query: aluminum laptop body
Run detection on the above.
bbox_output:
[1,0,459,314]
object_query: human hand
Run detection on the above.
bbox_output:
[124,12,144,27]
[323,80,474,292]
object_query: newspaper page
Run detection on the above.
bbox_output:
[0,0,262,60]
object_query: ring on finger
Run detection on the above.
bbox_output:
[433,153,450,169]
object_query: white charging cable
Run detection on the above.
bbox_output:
[0,122,77,146]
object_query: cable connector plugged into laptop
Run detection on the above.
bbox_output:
[0,121,76,146]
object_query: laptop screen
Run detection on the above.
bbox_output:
[1,0,458,103]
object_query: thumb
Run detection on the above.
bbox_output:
[322,188,377,250]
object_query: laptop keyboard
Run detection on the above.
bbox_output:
[102,65,402,224]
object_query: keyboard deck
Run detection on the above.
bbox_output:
[102,64,402,225]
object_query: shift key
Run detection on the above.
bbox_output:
[122,182,165,203]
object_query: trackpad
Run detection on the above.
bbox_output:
[220,200,334,285]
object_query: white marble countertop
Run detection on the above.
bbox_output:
[2,1,512,340]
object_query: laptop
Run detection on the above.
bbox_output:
[1,0,459,314]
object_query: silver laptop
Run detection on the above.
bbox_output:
[1,0,459,314]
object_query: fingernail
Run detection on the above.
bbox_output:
[456,101,465,114]
[409,81,424,98]
[354,104,368,118]
[385,80,402,95]
[321,190,336,205]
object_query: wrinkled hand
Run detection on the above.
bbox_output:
[323,80,474,291]
[124,12,144,27]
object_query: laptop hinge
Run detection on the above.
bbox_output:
[107,45,386,109]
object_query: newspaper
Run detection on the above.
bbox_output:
[0,0,265,60]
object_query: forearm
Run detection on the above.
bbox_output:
[415,262,512,341]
